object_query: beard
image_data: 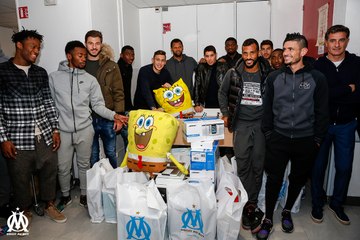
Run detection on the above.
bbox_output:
[88,49,100,58]
[245,58,259,69]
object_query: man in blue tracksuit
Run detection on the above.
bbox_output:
[311,25,360,225]
[257,33,329,240]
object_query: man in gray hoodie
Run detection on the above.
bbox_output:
[49,41,126,211]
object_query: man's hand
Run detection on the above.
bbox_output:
[198,58,206,64]
[194,105,203,113]
[52,132,61,151]
[113,119,123,132]
[162,82,172,88]
[222,116,229,128]
[1,141,17,159]
[114,114,129,126]
[349,84,355,93]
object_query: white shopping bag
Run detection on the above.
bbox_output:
[86,158,113,223]
[116,179,167,240]
[167,179,217,240]
[279,162,304,213]
[102,169,148,223]
[258,162,303,213]
[216,172,248,240]
[216,155,237,187]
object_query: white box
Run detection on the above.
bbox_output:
[182,118,224,143]
[189,170,215,184]
[191,140,214,150]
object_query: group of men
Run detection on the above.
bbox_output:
[0,24,359,240]
[0,30,132,226]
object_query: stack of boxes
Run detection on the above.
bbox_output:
[181,118,224,184]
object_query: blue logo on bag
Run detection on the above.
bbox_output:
[181,207,204,234]
[126,215,151,240]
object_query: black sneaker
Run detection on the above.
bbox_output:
[242,203,255,230]
[57,195,72,213]
[80,195,87,208]
[311,208,323,223]
[251,207,264,233]
[328,204,350,225]
[0,203,11,219]
[281,209,294,233]
[256,218,273,240]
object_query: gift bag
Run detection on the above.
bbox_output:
[216,155,237,187]
[102,169,148,223]
[258,162,303,213]
[167,180,217,240]
[116,179,167,240]
[279,162,304,213]
[216,172,248,240]
[86,158,113,223]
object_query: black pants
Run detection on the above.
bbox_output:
[6,137,58,209]
[264,131,317,221]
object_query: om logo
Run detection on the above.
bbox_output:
[126,216,151,240]
[181,208,204,233]
[7,208,29,235]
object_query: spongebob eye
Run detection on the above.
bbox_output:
[136,116,145,128]
[173,86,183,96]
[144,116,154,130]
[163,90,173,100]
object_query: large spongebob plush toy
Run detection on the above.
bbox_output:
[121,109,188,175]
[153,78,193,117]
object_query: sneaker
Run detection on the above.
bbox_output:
[281,209,294,233]
[311,208,323,223]
[57,195,72,212]
[45,202,67,223]
[80,195,87,208]
[251,207,264,233]
[328,204,350,225]
[242,203,255,230]
[256,218,273,240]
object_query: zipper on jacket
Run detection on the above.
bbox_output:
[290,73,296,139]
[71,69,77,133]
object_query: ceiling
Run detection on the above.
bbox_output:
[0,0,266,29]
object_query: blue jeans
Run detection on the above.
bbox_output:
[91,118,117,168]
[311,120,357,209]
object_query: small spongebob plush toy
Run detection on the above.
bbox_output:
[121,109,188,175]
[153,78,194,117]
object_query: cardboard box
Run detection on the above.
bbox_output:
[189,170,215,184]
[182,118,224,143]
[190,141,219,171]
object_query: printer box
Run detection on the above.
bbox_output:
[182,118,224,143]
[190,140,219,171]
[189,170,216,184]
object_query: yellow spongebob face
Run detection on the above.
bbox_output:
[153,78,193,115]
[127,110,179,157]
[134,114,155,151]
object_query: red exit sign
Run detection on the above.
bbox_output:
[18,6,29,19]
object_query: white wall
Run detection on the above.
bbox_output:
[139,1,273,66]
[344,0,360,55]
[90,0,121,60]
[17,0,92,73]
[0,26,15,57]
[270,0,303,49]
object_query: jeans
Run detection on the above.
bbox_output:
[311,120,357,209]
[90,117,117,168]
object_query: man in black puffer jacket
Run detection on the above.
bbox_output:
[218,38,271,234]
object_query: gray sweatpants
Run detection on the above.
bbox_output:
[233,119,265,203]
[58,125,94,196]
